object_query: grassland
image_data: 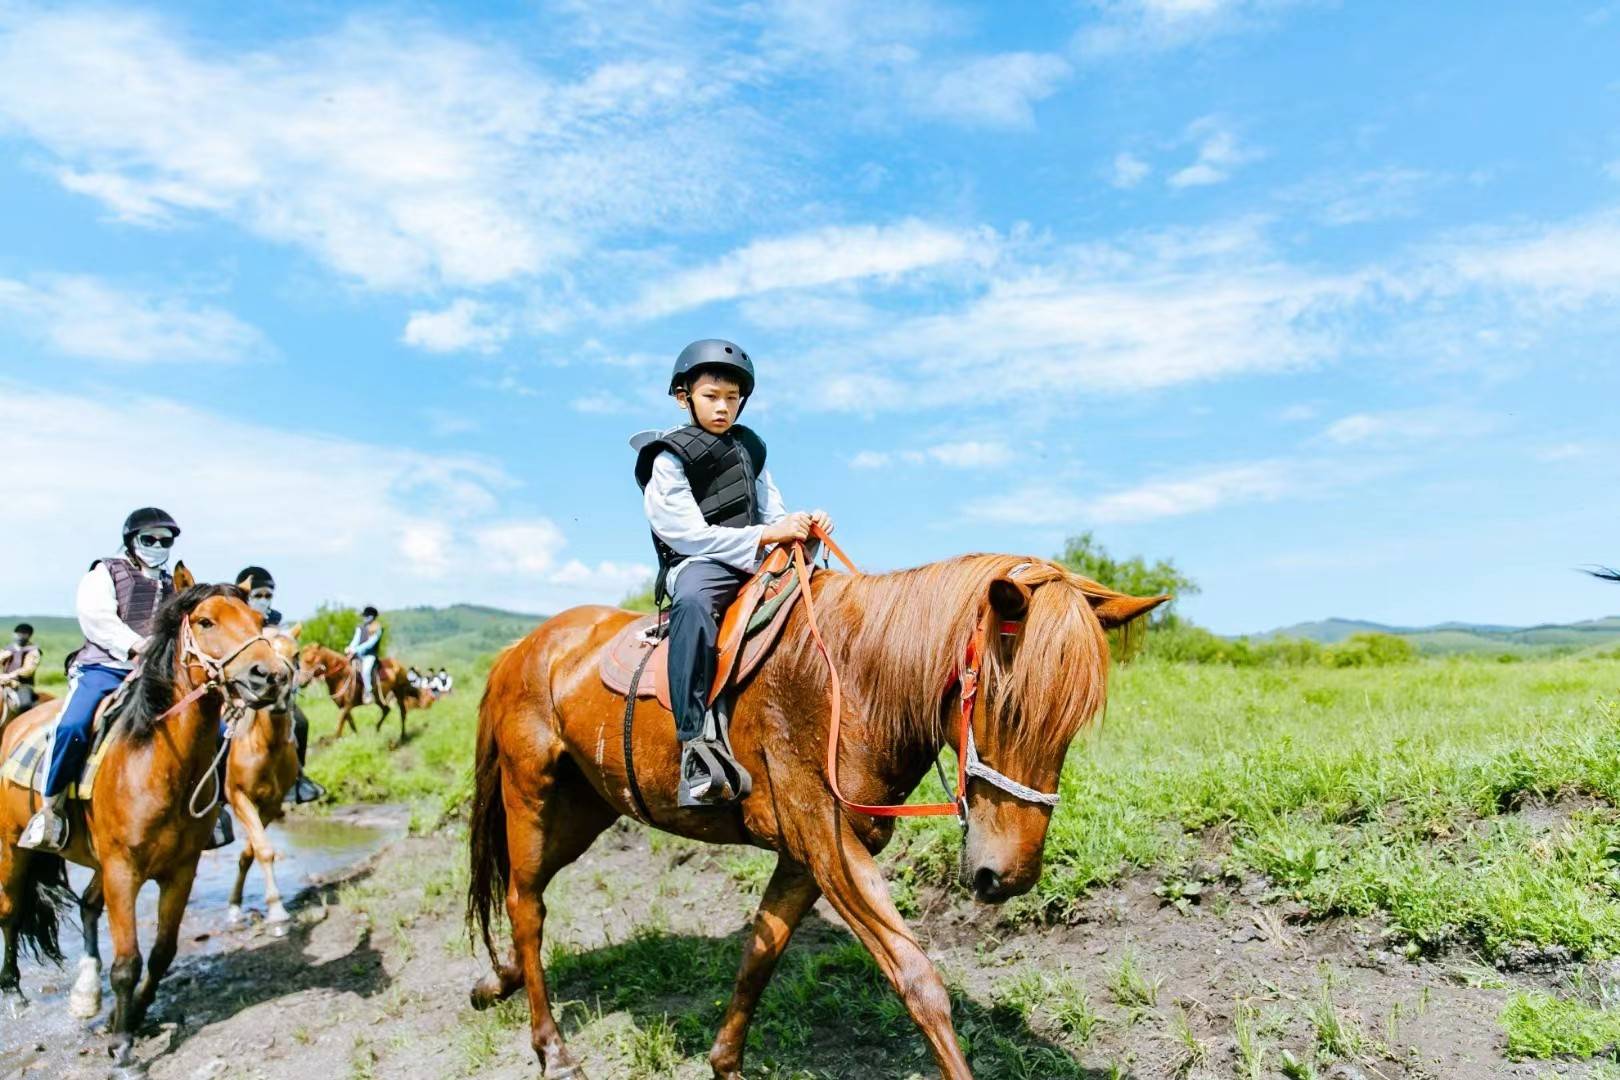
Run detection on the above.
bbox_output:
[288,650,1620,1069]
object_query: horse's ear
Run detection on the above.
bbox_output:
[1089,593,1170,629]
[988,577,1032,622]
[289,623,303,639]
[172,562,195,591]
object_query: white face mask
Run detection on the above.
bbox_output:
[133,531,174,569]
[249,595,273,616]
[11,635,25,648]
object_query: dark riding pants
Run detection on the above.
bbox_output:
[293,704,310,766]
[667,560,750,743]
[45,663,126,797]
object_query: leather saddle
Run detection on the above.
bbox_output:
[600,545,804,710]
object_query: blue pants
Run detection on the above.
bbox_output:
[667,561,750,743]
[45,664,127,797]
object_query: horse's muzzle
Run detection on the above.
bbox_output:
[233,662,287,709]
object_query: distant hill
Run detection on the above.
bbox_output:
[1257,615,1620,656]
[0,604,549,681]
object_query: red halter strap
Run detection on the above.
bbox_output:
[793,526,990,819]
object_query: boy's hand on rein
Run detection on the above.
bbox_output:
[763,512,814,546]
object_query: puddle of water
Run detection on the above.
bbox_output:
[1,805,408,1073]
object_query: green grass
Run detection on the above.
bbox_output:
[1503,990,1620,1059]
[892,656,1620,961]
[301,683,478,816]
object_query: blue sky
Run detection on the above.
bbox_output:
[0,0,1616,633]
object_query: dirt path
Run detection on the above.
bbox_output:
[5,821,1605,1079]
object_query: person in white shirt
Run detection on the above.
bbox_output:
[632,339,832,807]
[20,508,230,852]
[346,607,383,704]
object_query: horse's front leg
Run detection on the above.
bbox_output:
[230,791,288,924]
[709,856,821,1080]
[808,825,973,1079]
[133,860,197,1021]
[70,871,104,1019]
[102,858,143,1064]
[373,700,391,734]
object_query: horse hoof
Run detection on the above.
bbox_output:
[266,902,291,925]
[227,904,245,926]
[2,987,27,1018]
[545,1064,585,1080]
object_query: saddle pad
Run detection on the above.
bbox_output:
[1,713,112,800]
[599,566,804,710]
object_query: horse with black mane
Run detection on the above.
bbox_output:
[0,567,286,1064]
[467,544,1164,1079]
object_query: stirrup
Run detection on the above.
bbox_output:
[206,807,234,851]
[18,805,68,852]
[288,774,325,805]
[677,707,752,808]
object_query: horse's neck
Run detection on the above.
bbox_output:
[148,672,224,782]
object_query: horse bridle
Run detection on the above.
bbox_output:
[794,530,1062,827]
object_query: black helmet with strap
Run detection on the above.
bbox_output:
[122,506,181,544]
[669,339,756,400]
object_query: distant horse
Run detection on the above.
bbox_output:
[298,645,420,742]
[226,625,304,926]
[0,567,285,1064]
[467,549,1165,1079]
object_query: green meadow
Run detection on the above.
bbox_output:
[291,640,1620,1064]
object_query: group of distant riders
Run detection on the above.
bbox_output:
[0,507,447,855]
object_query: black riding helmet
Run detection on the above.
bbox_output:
[122,507,181,545]
[236,566,275,591]
[362,606,379,619]
[12,623,32,636]
[669,339,756,402]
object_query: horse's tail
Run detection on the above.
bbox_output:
[466,642,523,968]
[12,851,75,966]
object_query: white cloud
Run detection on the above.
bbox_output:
[1076,0,1306,56]
[849,440,1013,469]
[0,382,649,614]
[1290,167,1440,226]
[1319,407,1496,447]
[1167,117,1261,189]
[0,274,267,364]
[967,460,1301,525]
[910,51,1070,129]
[630,220,996,320]
[0,7,763,292]
[1434,212,1620,308]
[802,220,1365,410]
[402,299,511,354]
[1110,151,1151,189]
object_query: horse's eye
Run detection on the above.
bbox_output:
[197,618,214,630]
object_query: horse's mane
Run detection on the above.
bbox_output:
[123,583,245,741]
[780,554,1111,758]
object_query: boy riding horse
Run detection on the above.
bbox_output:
[634,339,833,806]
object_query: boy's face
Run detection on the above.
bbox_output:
[676,372,743,434]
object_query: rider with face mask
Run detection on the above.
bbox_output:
[346,607,383,705]
[234,566,325,805]
[21,508,232,852]
[0,623,42,714]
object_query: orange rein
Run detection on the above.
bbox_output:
[791,525,990,821]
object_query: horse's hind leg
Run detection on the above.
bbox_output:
[481,766,618,1079]
[708,857,821,1080]
[70,872,104,1019]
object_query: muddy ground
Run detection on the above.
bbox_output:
[2,818,1610,1080]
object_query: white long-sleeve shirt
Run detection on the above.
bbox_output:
[75,562,149,669]
[643,450,788,592]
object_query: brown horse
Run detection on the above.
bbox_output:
[467,551,1165,1079]
[0,566,286,1063]
[298,645,419,742]
[226,625,304,926]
